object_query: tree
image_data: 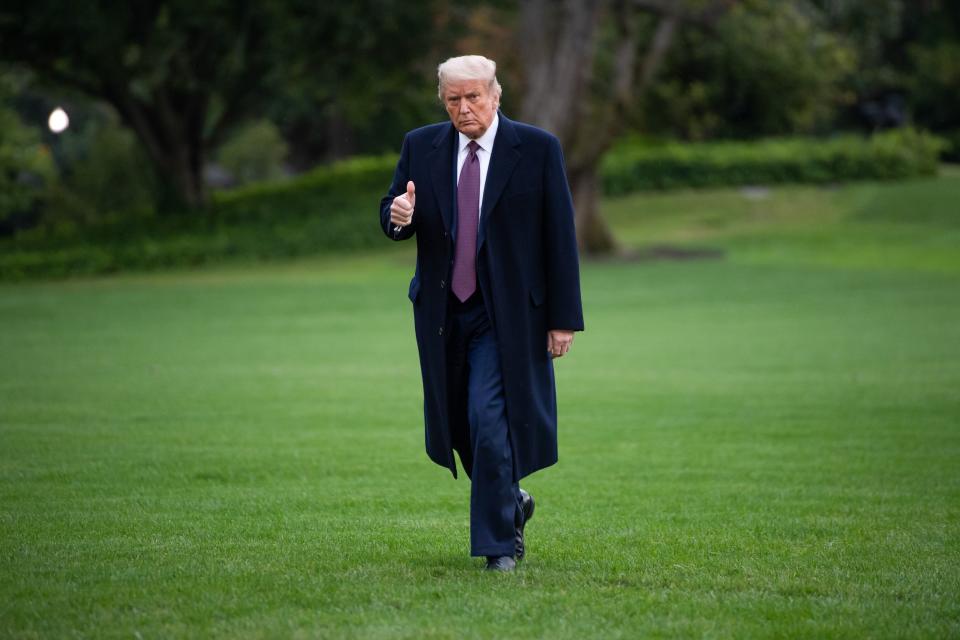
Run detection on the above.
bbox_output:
[517,0,737,255]
[815,0,960,133]
[0,1,285,209]
[0,1,460,209]
[264,0,453,168]
[641,0,855,140]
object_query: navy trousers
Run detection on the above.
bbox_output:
[446,292,523,557]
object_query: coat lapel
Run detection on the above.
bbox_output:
[429,124,456,233]
[478,113,521,251]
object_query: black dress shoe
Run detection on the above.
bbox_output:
[515,488,535,561]
[485,555,517,572]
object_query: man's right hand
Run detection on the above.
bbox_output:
[390,181,416,228]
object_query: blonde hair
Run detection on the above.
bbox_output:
[437,55,503,101]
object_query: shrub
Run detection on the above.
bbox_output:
[44,121,160,226]
[216,120,289,186]
[601,128,945,195]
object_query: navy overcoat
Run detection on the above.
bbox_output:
[379,112,584,480]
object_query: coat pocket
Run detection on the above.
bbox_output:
[408,277,421,303]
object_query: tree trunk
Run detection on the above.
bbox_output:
[519,0,604,144]
[569,164,617,253]
[111,90,209,210]
[518,0,608,253]
[517,0,735,256]
[166,147,207,209]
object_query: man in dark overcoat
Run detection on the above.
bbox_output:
[379,55,584,571]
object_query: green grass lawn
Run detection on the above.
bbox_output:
[2,171,959,638]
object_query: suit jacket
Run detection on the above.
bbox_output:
[379,112,584,479]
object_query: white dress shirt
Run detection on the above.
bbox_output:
[456,112,499,217]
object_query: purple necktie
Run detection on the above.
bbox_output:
[452,140,480,302]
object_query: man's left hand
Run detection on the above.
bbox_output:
[547,330,575,359]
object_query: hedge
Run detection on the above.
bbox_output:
[0,154,398,281]
[601,128,945,195]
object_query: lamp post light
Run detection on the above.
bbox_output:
[47,107,69,134]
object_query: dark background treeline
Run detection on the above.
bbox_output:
[0,0,957,278]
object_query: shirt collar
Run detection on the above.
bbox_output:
[458,112,499,153]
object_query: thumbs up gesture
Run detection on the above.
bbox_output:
[390,181,416,228]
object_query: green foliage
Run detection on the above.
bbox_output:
[813,0,906,96]
[0,110,54,220]
[0,1,460,205]
[0,78,56,223]
[0,154,398,280]
[939,130,960,163]
[640,1,960,140]
[810,0,960,133]
[44,118,160,226]
[0,0,288,207]
[601,128,944,195]
[907,41,960,132]
[264,0,451,159]
[216,120,289,186]
[642,0,856,140]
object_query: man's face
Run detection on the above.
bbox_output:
[443,79,499,139]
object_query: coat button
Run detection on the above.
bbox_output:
[438,327,444,336]
[442,231,448,239]
[440,279,445,289]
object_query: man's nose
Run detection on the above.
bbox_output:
[459,100,471,114]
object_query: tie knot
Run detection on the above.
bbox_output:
[467,140,480,156]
